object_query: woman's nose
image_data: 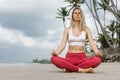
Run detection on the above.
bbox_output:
[77,14,79,16]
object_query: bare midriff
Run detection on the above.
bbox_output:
[68,46,85,53]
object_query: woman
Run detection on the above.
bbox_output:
[51,7,102,73]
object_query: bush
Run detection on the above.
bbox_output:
[32,58,51,64]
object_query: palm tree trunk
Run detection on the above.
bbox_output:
[104,10,105,26]
[63,21,65,28]
[85,0,113,48]
[63,18,65,28]
[89,0,99,35]
[85,1,100,35]
[116,0,117,10]
[93,0,113,48]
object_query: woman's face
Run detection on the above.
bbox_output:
[73,9,81,21]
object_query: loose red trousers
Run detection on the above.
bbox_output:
[51,52,102,72]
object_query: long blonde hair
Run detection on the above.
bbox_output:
[69,7,86,31]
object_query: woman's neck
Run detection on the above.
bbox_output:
[73,21,80,28]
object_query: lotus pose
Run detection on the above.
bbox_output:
[51,7,102,73]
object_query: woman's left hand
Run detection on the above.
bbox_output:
[95,51,103,57]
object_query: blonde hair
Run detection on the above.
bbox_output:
[69,7,86,31]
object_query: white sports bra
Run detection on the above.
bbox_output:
[68,28,86,46]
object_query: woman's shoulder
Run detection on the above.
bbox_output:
[85,26,91,32]
[85,26,90,30]
[63,27,71,35]
[64,27,71,32]
[84,26,92,36]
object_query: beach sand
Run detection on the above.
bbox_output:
[0,63,120,80]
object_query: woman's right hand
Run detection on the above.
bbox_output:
[51,50,58,56]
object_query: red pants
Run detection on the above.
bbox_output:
[51,52,102,72]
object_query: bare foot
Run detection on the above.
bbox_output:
[78,68,94,73]
[63,68,70,72]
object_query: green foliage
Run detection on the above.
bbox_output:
[97,20,120,49]
[64,0,85,7]
[56,7,69,19]
[56,7,69,27]
[32,58,51,64]
[97,33,109,48]
[106,20,120,47]
[118,10,120,17]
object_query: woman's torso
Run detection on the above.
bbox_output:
[68,27,86,53]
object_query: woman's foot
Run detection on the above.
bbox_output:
[78,68,94,73]
[63,68,70,72]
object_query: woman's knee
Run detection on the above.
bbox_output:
[95,56,102,64]
[50,56,65,69]
[50,56,57,63]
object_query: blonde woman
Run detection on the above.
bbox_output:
[51,7,102,73]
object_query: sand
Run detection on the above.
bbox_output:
[0,63,120,80]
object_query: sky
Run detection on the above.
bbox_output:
[0,0,119,63]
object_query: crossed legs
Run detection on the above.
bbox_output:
[51,56,79,72]
[51,55,102,73]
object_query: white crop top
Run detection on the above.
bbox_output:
[68,28,86,46]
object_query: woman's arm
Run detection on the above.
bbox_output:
[86,27,102,57]
[51,28,69,56]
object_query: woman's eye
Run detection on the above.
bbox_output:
[74,12,80,14]
[74,12,77,14]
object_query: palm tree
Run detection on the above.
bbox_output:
[84,0,113,48]
[56,7,69,28]
[106,21,115,39]
[84,0,100,36]
[97,0,110,26]
[86,0,120,49]
[64,0,85,14]
[106,20,120,48]
[100,0,120,22]
[92,0,114,48]
[90,0,99,35]
[97,20,120,50]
